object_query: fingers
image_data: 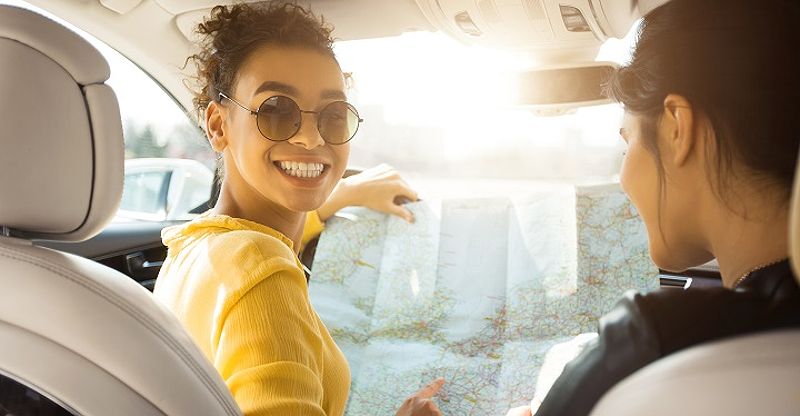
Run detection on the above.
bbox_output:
[424,399,442,416]
[349,164,420,222]
[392,180,420,202]
[385,180,419,223]
[385,201,415,223]
[416,378,445,400]
[370,165,418,201]
[396,379,445,416]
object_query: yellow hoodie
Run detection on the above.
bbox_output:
[153,211,350,416]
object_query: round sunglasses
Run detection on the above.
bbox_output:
[219,92,363,145]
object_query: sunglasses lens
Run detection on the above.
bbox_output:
[318,101,360,144]
[257,96,300,141]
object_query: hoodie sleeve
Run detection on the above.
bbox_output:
[214,267,327,416]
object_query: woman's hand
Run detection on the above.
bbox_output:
[396,378,445,416]
[505,405,532,416]
[318,164,419,223]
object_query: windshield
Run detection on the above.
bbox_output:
[333,29,637,195]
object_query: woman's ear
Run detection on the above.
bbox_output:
[205,100,228,152]
[661,94,695,167]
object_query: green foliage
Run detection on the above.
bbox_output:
[123,119,215,170]
[123,120,166,159]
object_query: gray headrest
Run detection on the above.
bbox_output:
[0,5,123,242]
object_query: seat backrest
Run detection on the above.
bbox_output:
[0,5,240,415]
[588,329,800,416]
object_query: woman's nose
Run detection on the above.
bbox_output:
[288,112,325,150]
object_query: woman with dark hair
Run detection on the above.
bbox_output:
[153,2,442,415]
[508,0,800,415]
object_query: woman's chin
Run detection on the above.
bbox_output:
[281,195,328,214]
[649,244,714,273]
[648,240,679,272]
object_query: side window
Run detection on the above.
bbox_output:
[97,40,216,222]
[0,373,76,416]
[166,164,215,218]
[120,170,171,216]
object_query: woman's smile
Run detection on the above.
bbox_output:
[271,157,332,188]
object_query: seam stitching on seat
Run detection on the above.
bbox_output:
[0,319,161,415]
[0,246,239,415]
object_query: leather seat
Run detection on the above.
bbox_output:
[0,5,240,415]
[589,329,800,415]
[589,145,800,415]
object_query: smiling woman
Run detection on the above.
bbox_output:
[152,3,437,416]
[207,45,352,223]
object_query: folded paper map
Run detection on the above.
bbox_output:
[309,183,658,415]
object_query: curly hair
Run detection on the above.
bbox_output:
[187,1,337,114]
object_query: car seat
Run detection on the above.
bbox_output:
[0,5,241,415]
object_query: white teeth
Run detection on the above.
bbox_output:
[276,161,325,178]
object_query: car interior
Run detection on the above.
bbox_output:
[0,0,797,415]
[21,0,720,291]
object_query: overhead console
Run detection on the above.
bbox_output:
[411,0,670,112]
[414,0,668,63]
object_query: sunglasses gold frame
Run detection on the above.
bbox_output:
[218,92,363,145]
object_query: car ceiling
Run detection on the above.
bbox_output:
[24,0,663,116]
[22,0,441,118]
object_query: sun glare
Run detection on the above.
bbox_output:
[333,28,637,181]
[5,0,640,182]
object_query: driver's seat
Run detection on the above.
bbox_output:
[0,5,240,415]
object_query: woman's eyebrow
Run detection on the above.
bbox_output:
[253,81,346,101]
[254,81,297,97]
[321,89,347,101]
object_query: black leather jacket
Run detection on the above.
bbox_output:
[535,260,800,416]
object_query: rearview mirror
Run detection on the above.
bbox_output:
[515,62,617,115]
